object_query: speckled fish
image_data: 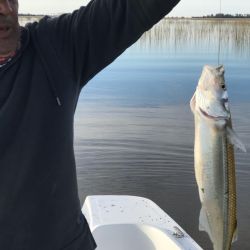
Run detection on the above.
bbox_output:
[190,65,246,250]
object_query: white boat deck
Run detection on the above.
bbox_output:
[82,195,203,250]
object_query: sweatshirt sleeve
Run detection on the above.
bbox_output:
[43,0,180,88]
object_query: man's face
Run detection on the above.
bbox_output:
[0,0,20,56]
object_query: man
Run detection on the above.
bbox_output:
[0,0,180,249]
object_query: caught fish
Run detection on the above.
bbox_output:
[190,65,246,250]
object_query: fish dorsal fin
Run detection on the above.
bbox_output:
[226,127,247,152]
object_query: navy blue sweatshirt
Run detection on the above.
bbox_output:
[0,0,180,249]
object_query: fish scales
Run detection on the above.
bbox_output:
[225,137,237,250]
[221,123,237,250]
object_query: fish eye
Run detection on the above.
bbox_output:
[221,83,226,90]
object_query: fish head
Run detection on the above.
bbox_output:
[193,65,230,125]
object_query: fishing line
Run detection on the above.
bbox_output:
[217,0,222,66]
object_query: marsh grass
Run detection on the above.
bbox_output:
[18,15,43,26]
[139,18,250,56]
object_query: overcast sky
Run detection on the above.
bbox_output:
[19,0,248,17]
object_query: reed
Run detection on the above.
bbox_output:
[138,18,250,56]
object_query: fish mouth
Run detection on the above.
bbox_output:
[199,107,228,120]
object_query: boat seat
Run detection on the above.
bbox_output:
[82,195,202,250]
[92,223,185,250]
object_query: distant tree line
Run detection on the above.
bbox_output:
[200,13,250,18]
[19,14,42,16]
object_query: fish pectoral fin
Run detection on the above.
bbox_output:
[199,205,212,239]
[226,127,247,152]
[190,92,196,113]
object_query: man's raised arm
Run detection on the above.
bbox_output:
[35,0,180,87]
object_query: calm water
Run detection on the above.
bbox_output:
[74,19,250,250]
[22,17,250,249]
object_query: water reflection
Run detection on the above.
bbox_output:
[74,104,250,250]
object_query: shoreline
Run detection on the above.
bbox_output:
[165,17,250,20]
